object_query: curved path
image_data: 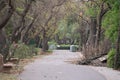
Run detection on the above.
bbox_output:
[19,50,107,80]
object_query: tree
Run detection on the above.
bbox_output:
[99,0,120,69]
[95,0,111,46]
[0,0,38,61]
[33,0,66,52]
[0,0,14,30]
[11,0,36,42]
[0,0,15,61]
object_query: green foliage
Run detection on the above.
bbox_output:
[5,22,13,37]
[57,19,68,39]
[85,6,97,17]
[84,2,99,17]
[13,43,31,59]
[57,44,70,50]
[16,7,24,12]
[48,41,58,46]
[29,45,39,56]
[9,43,39,59]
[102,0,120,42]
[107,48,116,68]
[57,14,80,44]
[57,44,79,50]
[67,13,78,27]
[103,0,120,69]
[26,15,34,20]
[103,10,119,42]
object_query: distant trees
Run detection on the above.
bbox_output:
[56,1,89,49]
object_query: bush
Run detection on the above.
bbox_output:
[14,43,31,59]
[107,48,116,68]
[9,43,39,60]
[29,45,38,56]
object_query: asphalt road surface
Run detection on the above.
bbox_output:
[19,50,107,80]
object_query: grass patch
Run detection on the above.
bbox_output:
[0,73,17,80]
[0,57,36,80]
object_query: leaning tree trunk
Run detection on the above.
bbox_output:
[21,15,37,43]
[95,1,111,47]
[12,0,33,42]
[0,0,14,30]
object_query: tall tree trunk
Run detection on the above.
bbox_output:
[79,33,83,51]
[95,16,102,47]
[42,39,48,52]
[55,34,60,44]
[42,30,48,52]
[78,38,82,51]
[87,17,97,47]
[95,1,111,47]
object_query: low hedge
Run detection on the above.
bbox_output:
[57,45,70,50]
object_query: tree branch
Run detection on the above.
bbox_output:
[0,0,14,30]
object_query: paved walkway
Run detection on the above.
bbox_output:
[19,50,107,80]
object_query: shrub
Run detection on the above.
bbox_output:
[29,46,40,55]
[14,43,31,59]
[107,48,116,68]
[9,43,39,60]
